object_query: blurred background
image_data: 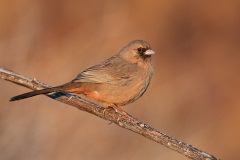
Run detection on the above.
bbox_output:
[0,0,240,159]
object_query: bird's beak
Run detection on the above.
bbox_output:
[144,49,155,55]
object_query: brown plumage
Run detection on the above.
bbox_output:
[10,40,155,107]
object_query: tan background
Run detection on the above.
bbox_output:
[1,1,240,160]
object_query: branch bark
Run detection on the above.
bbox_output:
[0,67,220,160]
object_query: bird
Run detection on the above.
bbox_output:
[10,40,155,109]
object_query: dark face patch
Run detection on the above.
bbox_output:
[137,47,150,59]
[137,47,146,54]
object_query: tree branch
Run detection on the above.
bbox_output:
[0,67,220,160]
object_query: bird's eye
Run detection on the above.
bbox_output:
[137,48,143,52]
[138,48,146,53]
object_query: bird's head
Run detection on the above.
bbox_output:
[119,40,155,64]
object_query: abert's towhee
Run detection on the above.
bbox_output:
[10,40,155,108]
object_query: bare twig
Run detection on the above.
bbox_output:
[0,67,220,160]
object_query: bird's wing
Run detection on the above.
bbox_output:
[72,56,138,85]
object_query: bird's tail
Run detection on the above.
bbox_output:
[9,86,62,101]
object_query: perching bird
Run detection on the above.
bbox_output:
[10,40,155,108]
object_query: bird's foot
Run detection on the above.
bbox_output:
[67,95,74,101]
[103,105,135,122]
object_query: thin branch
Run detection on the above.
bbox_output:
[0,67,220,160]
